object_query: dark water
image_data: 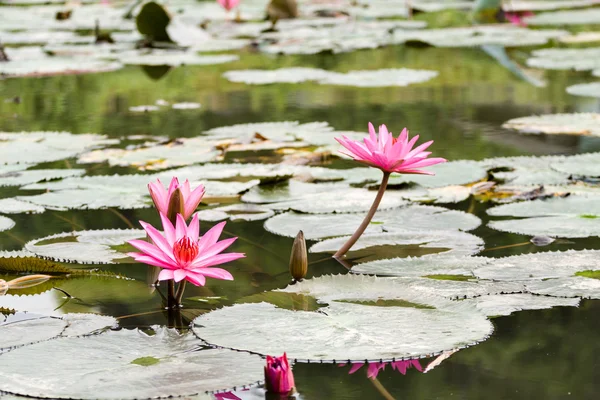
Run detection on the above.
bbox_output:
[1,45,600,399]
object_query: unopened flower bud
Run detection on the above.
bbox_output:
[0,279,8,296]
[289,230,307,281]
[166,188,185,225]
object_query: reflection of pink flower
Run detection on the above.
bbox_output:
[340,360,422,379]
[148,177,205,221]
[264,353,295,394]
[335,123,446,174]
[218,0,240,11]
[214,393,242,400]
[128,213,244,286]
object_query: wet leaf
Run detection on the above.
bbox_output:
[526,276,600,299]
[0,327,263,398]
[463,294,579,317]
[351,255,490,277]
[566,82,600,99]
[131,356,161,367]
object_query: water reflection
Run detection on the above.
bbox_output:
[339,360,423,379]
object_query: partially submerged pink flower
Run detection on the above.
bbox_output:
[218,0,240,11]
[148,177,205,221]
[128,213,244,286]
[335,123,446,175]
[264,353,295,394]
[214,392,242,400]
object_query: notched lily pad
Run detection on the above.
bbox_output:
[193,274,494,361]
[464,294,580,317]
[526,277,600,299]
[25,229,145,264]
[0,327,264,399]
[0,251,74,274]
[0,216,15,232]
[351,255,491,277]
[0,168,85,187]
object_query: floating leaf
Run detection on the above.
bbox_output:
[117,50,238,67]
[172,102,201,110]
[351,255,491,277]
[0,328,263,398]
[224,68,438,87]
[502,113,600,136]
[193,274,494,361]
[527,47,600,71]
[0,131,118,166]
[463,294,579,317]
[0,251,76,274]
[309,230,483,257]
[196,204,275,222]
[0,198,45,214]
[0,168,85,187]
[482,154,569,186]
[566,82,600,99]
[0,216,15,232]
[264,206,481,240]
[0,316,66,351]
[386,160,488,188]
[503,0,598,11]
[473,250,600,281]
[25,229,145,264]
[526,277,600,299]
[489,196,600,218]
[525,8,600,25]
[490,216,600,238]
[61,313,117,337]
[0,57,122,78]
[550,154,600,177]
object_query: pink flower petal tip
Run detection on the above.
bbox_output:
[148,177,205,221]
[264,353,295,394]
[217,0,240,11]
[335,122,446,175]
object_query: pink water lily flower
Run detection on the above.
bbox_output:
[264,353,295,394]
[218,0,240,11]
[335,123,446,174]
[342,360,422,379]
[127,213,244,286]
[148,177,205,221]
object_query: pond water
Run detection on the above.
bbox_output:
[2,1,600,399]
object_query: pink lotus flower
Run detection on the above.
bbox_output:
[341,360,422,379]
[148,177,205,221]
[335,123,446,174]
[127,213,244,286]
[218,0,240,11]
[264,353,295,394]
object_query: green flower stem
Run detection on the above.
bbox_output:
[333,171,390,259]
[174,280,187,305]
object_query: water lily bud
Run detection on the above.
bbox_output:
[289,230,307,281]
[166,188,185,225]
[6,274,51,290]
[264,353,295,394]
[0,279,8,296]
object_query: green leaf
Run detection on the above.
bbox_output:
[424,274,473,282]
[575,270,600,279]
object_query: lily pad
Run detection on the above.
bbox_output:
[0,57,122,78]
[196,204,275,222]
[392,25,567,47]
[0,316,66,351]
[264,205,481,240]
[463,294,579,317]
[525,8,600,25]
[473,250,600,281]
[61,313,117,337]
[387,160,488,188]
[490,215,600,238]
[527,47,600,71]
[0,251,74,274]
[0,217,15,232]
[0,131,118,166]
[309,230,484,257]
[0,168,85,187]
[488,196,600,218]
[25,229,145,264]
[0,198,44,214]
[193,274,494,361]
[566,82,600,99]
[224,68,438,87]
[502,113,600,136]
[482,155,569,186]
[0,328,264,399]
[551,154,600,177]
[503,0,598,11]
[117,50,238,67]
[351,255,491,277]
[525,277,600,298]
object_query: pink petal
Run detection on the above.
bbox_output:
[185,270,207,286]
[190,252,245,269]
[128,239,172,264]
[167,177,180,200]
[190,267,234,281]
[368,122,377,141]
[140,221,176,263]
[195,237,237,262]
[175,214,187,240]
[187,213,200,242]
[348,363,365,374]
[131,254,177,270]
[197,221,226,253]
[160,213,176,246]
[400,157,446,169]
[398,127,408,144]
[180,179,191,199]
[148,180,168,214]
[174,269,187,282]
[184,184,205,220]
[158,269,175,281]
[405,140,433,159]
